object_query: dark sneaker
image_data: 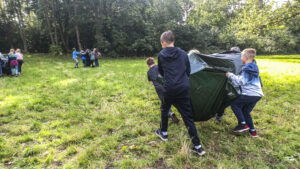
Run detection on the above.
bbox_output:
[232,124,250,133]
[249,130,258,138]
[169,113,179,124]
[192,147,206,156]
[155,129,168,141]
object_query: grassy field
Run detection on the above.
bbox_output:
[0,54,299,169]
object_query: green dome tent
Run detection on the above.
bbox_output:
[189,51,243,121]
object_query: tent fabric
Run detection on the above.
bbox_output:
[189,51,243,121]
[157,51,243,121]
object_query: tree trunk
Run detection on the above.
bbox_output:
[75,25,82,50]
[259,0,264,9]
[74,3,82,50]
[51,0,58,45]
[15,0,28,52]
[45,9,55,45]
[259,0,264,36]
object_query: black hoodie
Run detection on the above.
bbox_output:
[158,47,191,97]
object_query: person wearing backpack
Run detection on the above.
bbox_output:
[8,49,18,76]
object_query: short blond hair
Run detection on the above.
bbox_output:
[188,49,200,55]
[242,48,256,60]
[16,48,21,53]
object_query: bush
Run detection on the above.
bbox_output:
[49,45,63,56]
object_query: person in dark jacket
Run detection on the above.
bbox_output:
[146,57,179,124]
[156,30,205,156]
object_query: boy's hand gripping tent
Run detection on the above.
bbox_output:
[158,51,243,121]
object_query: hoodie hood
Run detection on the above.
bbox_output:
[160,47,180,60]
[243,62,259,78]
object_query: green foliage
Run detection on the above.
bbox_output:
[0,0,299,55]
[49,45,63,56]
[0,54,299,168]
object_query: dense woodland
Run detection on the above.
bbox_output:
[0,0,299,56]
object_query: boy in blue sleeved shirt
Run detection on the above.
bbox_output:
[226,48,263,137]
[80,50,86,66]
[156,30,205,156]
[72,48,80,68]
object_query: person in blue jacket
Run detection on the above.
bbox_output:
[156,30,205,156]
[226,48,263,137]
[72,48,80,68]
[80,50,86,67]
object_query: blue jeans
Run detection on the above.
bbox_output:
[11,66,18,76]
[95,59,99,67]
[231,95,261,130]
[0,62,2,76]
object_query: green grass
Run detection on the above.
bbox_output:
[0,54,299,168]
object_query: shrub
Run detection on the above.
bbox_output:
[49,45,63,56]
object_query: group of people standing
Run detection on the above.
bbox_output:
[72,48,101,68]
[0,48,24,77]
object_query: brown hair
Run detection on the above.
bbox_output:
[146,57,155,66]
[242,48,256,60]
[160,30,175,44]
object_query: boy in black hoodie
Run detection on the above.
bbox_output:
[156,30,205,156]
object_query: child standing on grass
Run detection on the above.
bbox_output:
[8,49,18,76]
[80,50,86,66]
[156,30,205,156]
[89,49,95,67]
[72,48,80,68]
[94,48,101,67]
[146,57,179,124]
[16,49,24,75]
[226,48,263,137]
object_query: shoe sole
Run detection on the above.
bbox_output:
[155,132,168,142]
[192,150,206,156]
[250,134,258,138]
[233,128,250,133]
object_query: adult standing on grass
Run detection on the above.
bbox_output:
[16,49,24,75]
[156,30,205,156]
